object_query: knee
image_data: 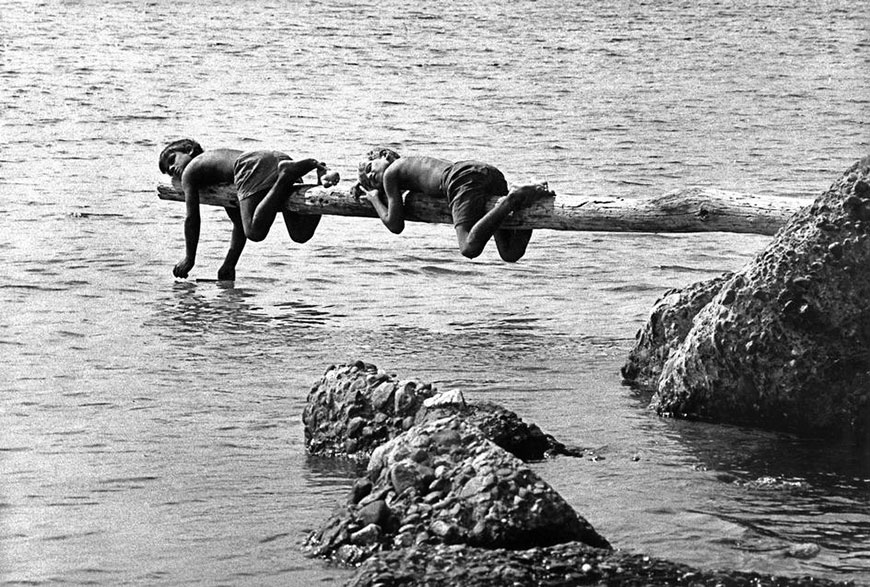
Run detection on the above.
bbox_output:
[276,160,293,178]
[245,229,267,242]
[290,232,314,244]
[499,251,522,263]
[459,243,483,259]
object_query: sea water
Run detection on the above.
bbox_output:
[1,0,869,584]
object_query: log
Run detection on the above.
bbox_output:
[156,180,805,235]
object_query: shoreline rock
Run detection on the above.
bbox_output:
[302,363,853,587]
[624,156,870,436]
[304,415,609,565]
[621,272,733,391]
[345,542,855,587]
[303,361,583,463]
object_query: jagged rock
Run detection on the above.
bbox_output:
[302,361,437,461]
[625,156,870,435]
[622,272,733,390]
[344,542,855,587]
[303,416,610,565]
[303,362,583,462]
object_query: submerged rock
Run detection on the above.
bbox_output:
[345,542,854,587]
[303,362,582,462]
[625,156,870,436]
[304,416,610,565]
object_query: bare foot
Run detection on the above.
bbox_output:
[507,182,555,209]
[320,170,340,187]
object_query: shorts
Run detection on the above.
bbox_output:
[440,161,508,227]
[233,150,291,201]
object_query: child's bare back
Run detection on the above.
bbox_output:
[385,156,452,196]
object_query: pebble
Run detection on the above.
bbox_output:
[390,462,422,495]
[785,542,821,559]
[357,499,390,527]
[350,523,381,546]
[349,478,373,505]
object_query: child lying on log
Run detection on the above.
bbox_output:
[158,138,339,280]
[356,148,552,262]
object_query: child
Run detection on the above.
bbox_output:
[158,139,338,280]
[356,148,552,262]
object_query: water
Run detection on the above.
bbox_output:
[2,0,869,584]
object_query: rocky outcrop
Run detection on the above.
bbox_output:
[302,364,851,586]
[345,542,854,587]
[621,273,733,390]
[624,156,870,435]
[303,416,610,565]
[303,362,582,462]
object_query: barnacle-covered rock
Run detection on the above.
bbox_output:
[627,156,870,435]
[303,416,609,565]
[303,362,582,462]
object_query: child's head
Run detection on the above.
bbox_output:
[159,139,204,177]
[357,147,400,191]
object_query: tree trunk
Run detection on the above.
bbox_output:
[156,181,804,235]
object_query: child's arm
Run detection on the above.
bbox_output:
[173,170,201,278]
[365,169,405,234]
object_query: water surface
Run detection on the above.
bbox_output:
[2,0,869,584]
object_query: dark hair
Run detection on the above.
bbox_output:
[158,138,204,174]
[357,147,401,190]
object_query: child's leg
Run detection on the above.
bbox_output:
[239,160,314,242]
[218,206,247,280]
[455,184,550,259]
[454,198,516,259]
[493,228,533,262]
[282,212,321,243]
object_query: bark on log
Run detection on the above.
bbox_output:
[156,181,804,235]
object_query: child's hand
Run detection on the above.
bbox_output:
[315,161,329,183]
[173,257,194,278]
[364,188,382,204]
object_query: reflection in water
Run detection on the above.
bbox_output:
[150,281,334,340]
[303,455,365,489]
[654,419,870,577]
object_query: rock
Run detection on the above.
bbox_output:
[785,542,821,560]
[304,416,609,564]
[622,273,733,391]
[349,478,373,505]
[302,362,436,461]
[357,499,389,527]
[303,362,582,462]
[350,523,381,546]
[423,388,467,408]
[626,156,870,436]
[427,401,582,461]
[344,542,853,587]
[390,462,427,495]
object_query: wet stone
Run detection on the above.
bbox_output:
[390,462,422,495]
[306,416,610,565]
[307,362,581,464]
[631,155,870,435]
[349,478,373,505]
[357,499,389,528]
[351,523,381,546]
